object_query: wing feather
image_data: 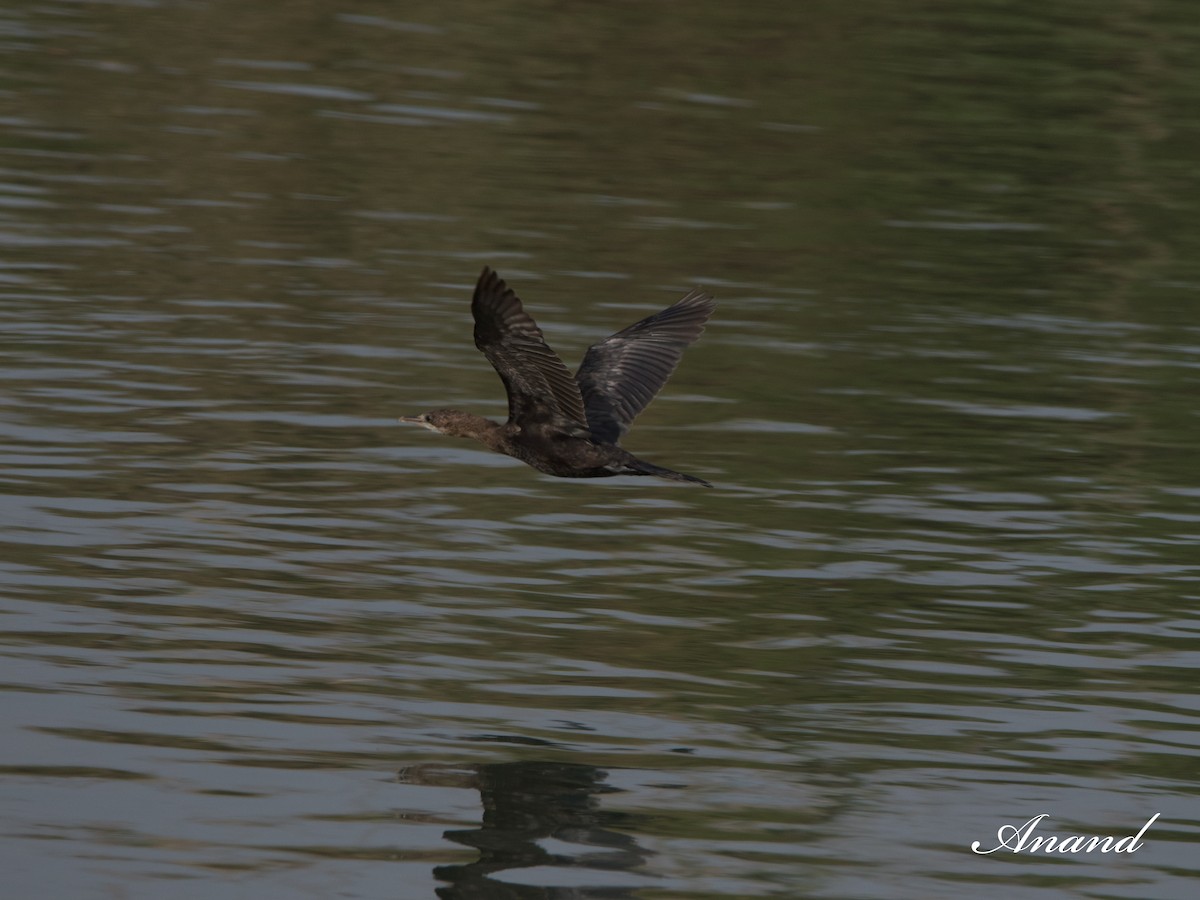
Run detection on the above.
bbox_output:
[575,289,715,444]
[472,267,589,430]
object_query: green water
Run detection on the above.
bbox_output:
[3,1,1200,898]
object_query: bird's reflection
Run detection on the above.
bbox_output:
[399,760,652,899]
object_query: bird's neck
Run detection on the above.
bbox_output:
[442,412,506,449]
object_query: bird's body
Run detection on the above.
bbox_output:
[400,267,715,486]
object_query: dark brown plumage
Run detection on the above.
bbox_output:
[399,267,715,486]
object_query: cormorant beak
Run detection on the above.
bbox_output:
[398,414,438,432]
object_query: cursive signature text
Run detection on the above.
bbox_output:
[971,813,1160,855]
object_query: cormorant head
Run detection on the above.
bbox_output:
[398,408,501,439]
[398,408,462,434]
[399,408,502,442]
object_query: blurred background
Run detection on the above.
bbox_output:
[3,1,1199,898]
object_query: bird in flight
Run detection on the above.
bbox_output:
[400,267,715,486]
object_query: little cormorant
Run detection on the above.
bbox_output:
[400,267,715,486]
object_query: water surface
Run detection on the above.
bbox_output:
[3,1,1200,898]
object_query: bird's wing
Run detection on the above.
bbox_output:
[575,289,715,444]
[472,267,590,431]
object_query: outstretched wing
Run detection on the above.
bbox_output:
[575,289,715,444]
[472,267,589,431]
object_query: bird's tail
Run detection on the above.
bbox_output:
[628,459,712,488]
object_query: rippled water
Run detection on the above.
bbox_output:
[4,1,1200,898]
